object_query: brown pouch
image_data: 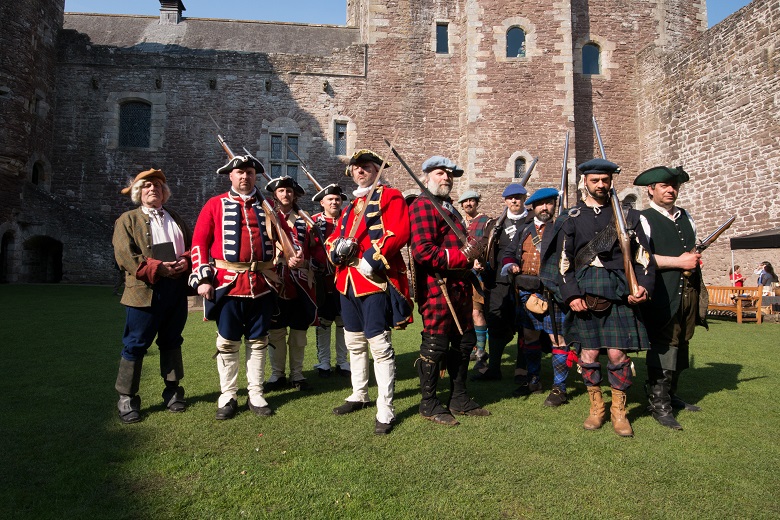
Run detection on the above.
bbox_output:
[585,294,612,312]
[525,293,549,314]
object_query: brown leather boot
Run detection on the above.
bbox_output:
[610,388,634,437]
[583,386,606,430]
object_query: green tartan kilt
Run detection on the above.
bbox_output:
[563,301,650,351]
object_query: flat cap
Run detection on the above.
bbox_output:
[344,149,390,176]
[577,158,620,175]
[525,187,559,206]
[312,183,349,202]
[265,176,305,196]
[502,183,528,198]
[633,165,690,186]
[457,190,481,203]
[120,168,166,195]
[421,155,464,177]
[216,155,265,175]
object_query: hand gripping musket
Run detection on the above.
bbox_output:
[209,124,299,262]
[384,137,466,334]
[517,156,539,186]
[593,116,641,297]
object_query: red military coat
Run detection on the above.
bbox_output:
[325,184,413,327]
[190,188,282,299]
[409,195,473,335]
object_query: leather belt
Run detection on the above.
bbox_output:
[214,259,276,272]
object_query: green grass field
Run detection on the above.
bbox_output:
[1,285,778,519]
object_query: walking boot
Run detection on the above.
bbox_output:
[162,381,186,413]
[543,385,569,407]
[583,386,606,430]
[610,388,634,437]
[160,349,186,412]
[646,369,682,430]
[115,357,143,424]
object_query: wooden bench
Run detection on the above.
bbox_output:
[706,286,763,324]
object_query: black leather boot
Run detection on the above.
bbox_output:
[646,368,682,430]
[160,349,186,412]
[115,357,143,424]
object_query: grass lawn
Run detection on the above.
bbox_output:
[1,285,778,519]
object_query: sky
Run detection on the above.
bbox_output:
[64,0,754,28]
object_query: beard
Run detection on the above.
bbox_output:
[428,180,452,198]
[536,210,553,222]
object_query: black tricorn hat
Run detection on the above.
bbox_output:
[344,149,390,176]
[216,155,265,175]
[265,176,305,196]
[312,183,349,202]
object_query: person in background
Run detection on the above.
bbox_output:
[729,265,745,288]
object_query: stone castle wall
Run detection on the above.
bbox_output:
[637,0,780,284]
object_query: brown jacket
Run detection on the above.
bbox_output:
[113,206,192,308]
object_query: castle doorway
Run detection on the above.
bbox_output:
[23,235,63,283]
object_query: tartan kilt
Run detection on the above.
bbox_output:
[517,290,565,335]
[563,301,650,351]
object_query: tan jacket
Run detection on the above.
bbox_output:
[113,206,192,308]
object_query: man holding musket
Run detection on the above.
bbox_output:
[634,166,706,430]
[113,168,191,423]
[265,176,321,392]
[325,150,413,435]
[544,159,654,437]
[311,184,351,378]
[190,155,302,420]
[502,187,572,406]
[409,156,490,426]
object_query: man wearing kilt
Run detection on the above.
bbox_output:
[311,184,351,378]
[634,166,707,430]
[325,150,413,435]
[409,156,490,426]
[548,159,655,437]
[502,187,572,407]
[459,190,494,363]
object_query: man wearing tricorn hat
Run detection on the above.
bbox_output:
[409,156,490,426]
[502,187,572,407]
[541,158,655,437]
[113,168,192,423]
[190,155,301,420]
[264,176,322,392]
[472,182,529,381]
[634,165,706,430]
[311,184,351,378]
[458,190,494,364]
[325,149,412,435]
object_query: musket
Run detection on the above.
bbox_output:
[285,143,324,192]
[517,156,539,186]
[208,116,299,262]
[694,216,735,253]
[557,131,570,216]
[593,117,641,297]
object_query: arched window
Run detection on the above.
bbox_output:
[621,194,637,211]
[31,162,45,185]
[119,101,152,148]
[514,157,527,179]
[582,43,601,75]
[507,27,526,57]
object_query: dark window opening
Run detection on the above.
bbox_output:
[436,23,449,54]
[507,27,526,57]
[335,122,347,156]
[514,157,527,179]
[31,163,44,185]
[583,43,601,75]
[119,101,151,148]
